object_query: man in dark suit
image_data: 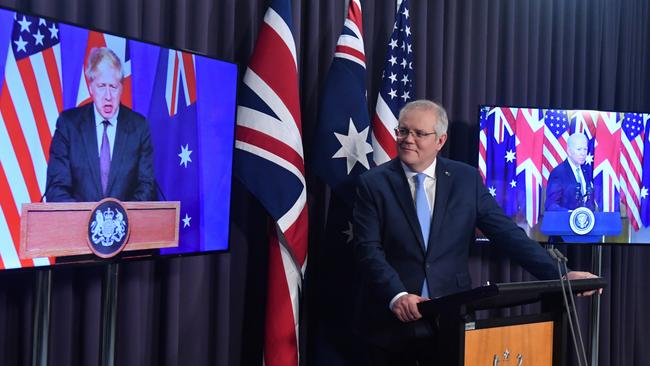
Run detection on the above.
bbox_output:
[545,133,594,211]
[352,100,597,365]
[46,47,155,202]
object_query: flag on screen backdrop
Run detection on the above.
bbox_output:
[310,0,369,363]
[593,112,621,214]
[640,116,650,227]
[371,0,414,165]
[146,48,201,253]
[478,106,488,181]
[0,12,62,269]
[619,113,645,231]
[542,109,569,184]
[233,0,307,364]
[483,107,518,216]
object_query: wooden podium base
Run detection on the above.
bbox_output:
[464,320,554,366]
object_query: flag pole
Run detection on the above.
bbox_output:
[31,268,52,366]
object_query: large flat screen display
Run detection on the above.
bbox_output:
[478,105,650,244]
[0,9,237,269]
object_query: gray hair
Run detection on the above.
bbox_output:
[398,99,449,135]
[567,132,588,149]
[84,47,124,83]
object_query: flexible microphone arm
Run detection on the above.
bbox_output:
[548,248,584,366]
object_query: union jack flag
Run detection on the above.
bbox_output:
[371,0,414,165]
[515,108,544,227]
[0,13,61,269]
[233,0,307,365]
[619,113,645,230]
[593,112,621,213]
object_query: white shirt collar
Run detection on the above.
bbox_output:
[400,159,437,180]
[94,105,120,127]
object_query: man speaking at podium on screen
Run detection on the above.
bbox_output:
[352,100,598,365]
[45,47,155,202]
[545,132,595,211]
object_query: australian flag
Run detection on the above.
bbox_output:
[483,107,518,216]
[310,0,371,364]
[145,47,235,253]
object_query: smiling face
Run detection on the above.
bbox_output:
[396,107,447,172]
[89,61,123,120]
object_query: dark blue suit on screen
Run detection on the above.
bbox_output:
[545,160,595,211]
[46,103,156,202]
[353,157,561,347]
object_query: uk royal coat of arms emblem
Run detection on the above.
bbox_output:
[87,199,130,257]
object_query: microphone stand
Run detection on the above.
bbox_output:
[553,248,589,366]
[547,248,584,366]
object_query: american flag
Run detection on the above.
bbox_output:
[75,31,132,108]
[593,111,621,213]
[515,108,544,227]
[371,0,414,165]
[619,113,645,231]
[640,115,650,227]
[0,13,61,269]
[233,0,307,365]
[311,0,369,363]
[542,109,569,184]
[478,106,488,181]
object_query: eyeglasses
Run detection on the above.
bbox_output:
[394,127,437,139]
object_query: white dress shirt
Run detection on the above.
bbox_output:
[389,159,438,310]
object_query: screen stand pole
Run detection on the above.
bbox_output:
[100,262,119,366]
[32,269,52,366]
[590,243,603,366]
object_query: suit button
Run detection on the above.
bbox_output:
[425,263,430,269]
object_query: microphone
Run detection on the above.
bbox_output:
[547,247,585,366]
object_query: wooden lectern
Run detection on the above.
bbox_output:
[19,201,180,259]
[418,278,607,366]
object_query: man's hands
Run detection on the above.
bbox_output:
[391,294,429,322]
[566,270,603,296]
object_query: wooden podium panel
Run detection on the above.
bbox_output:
[20,201,180,259]
[464,320,553,366]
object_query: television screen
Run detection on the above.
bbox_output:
[0,8,237,269]
[478,105,650,244]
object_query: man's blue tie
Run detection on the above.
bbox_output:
[415,173,431,298]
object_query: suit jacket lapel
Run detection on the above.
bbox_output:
[80,105,102,197]
[106,107,130,195]
[386,159,426,253]
[428,158,451,255]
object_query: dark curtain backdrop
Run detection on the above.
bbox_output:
[0,0,648,365]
